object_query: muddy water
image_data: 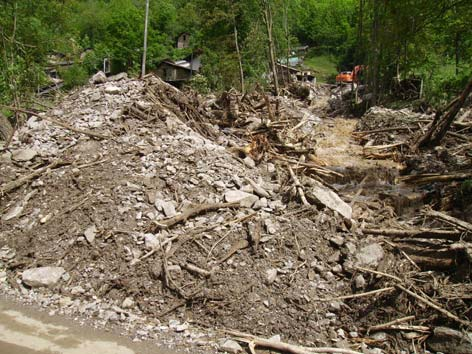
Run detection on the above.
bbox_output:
[0,298,179,354]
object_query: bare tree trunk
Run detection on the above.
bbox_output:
[261,0,279,96]
[414,77,472,149]
[283,0,290,85]
[233,21,245,94]
[370,0,380,106]
[455,32,460,76]
[0,113,13,142]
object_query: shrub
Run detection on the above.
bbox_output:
[60,64,89,89]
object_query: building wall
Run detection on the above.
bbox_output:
[177,33,190,49]
[156,63,192,82]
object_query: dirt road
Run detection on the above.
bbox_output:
[0,297,179,354]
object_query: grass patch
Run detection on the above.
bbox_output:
[303,55,338,83]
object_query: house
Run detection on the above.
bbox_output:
[177,32,191,49]
[155,52,202,86]
[275,63,315,84]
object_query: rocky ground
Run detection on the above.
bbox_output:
[0,74,471,354]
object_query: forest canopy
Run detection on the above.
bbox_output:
[0,0,471,106]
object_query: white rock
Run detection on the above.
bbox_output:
[144,234,160,250]
[220,339,243,353]
[105,85,121,94]
[91,71,107,84]
[243,156,256,168]
[84,225,97,243]
[11,148,37,162]
[266,268,278,284]
[308,179,352,220]
[70,286,86,295]
[162,201,177,217]
[355,274,366,289]
[355,243,384,268]
[122,297,135,309]
[174,323,188,332]
[22,267,65,288]
[90,92,101,101]
[108,72,128,82]
[224,190,258,205]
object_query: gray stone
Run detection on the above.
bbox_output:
[11,148,37,162]
[243,156,256,169]
[70,286,85,295]
[144,234,160,250]
[162,201,177,217]
[224,190,258,205]
[90,92,101,101]
[84,225,97,243]
[330,235,345,247]
[370,332,387,341]
[91,71,107,84]
[332,264,343,273]
[174,323,188,332]
[220,339,243,353]
[265,268,277,284]
[355,274,366,289]
[108,72,128,82]
[252,197,268,210]
[354,243,384,268]
[122,297,135,309]
[264,219,278,234]
[427,326,472,354]
[105,85,121,94]
[306,179,352,220]
[22,267,65,288]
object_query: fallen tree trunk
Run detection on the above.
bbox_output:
[397,171,472,185]
[424,209,472,233]
[362,227,465,241]
[0,160,70,195]
[414,77,472,149]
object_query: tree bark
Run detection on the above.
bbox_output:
[233,21,245,94]
[414,77,472,149]
[0,113,13,142]
[261,0,279,96]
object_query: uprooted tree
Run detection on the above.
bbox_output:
[414,77,472,150]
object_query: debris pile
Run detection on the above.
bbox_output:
[1,74,471,354]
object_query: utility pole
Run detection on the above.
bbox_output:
[141,0,150,78]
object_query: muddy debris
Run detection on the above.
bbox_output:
[1,73,471,354]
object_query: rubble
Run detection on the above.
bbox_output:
[1,73,471,354]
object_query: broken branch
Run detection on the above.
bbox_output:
[225,330,362,354]
[153,202,240,231]
[0,160,70,195]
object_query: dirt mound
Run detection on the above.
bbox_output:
[1,77,471,354]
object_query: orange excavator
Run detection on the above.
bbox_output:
[336,65,365,84]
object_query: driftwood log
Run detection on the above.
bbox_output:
[363,227,466,241]
[0,160,70,196]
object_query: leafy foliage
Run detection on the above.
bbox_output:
[0,0,471,106]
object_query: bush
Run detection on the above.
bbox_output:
[60,64,89,89]
[188,74,210,94]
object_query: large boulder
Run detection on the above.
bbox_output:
[22,267,66,288]
[90,71,107,84]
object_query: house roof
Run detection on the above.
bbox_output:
[159,60,195,72]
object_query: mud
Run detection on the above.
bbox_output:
[0,297,179,354]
